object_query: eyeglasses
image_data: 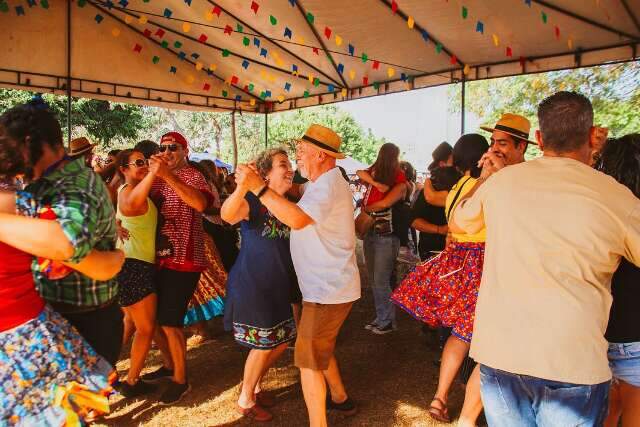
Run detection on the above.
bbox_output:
[159,144,179,153]
[124,159,149,168]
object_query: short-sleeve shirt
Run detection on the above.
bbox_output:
[446,176,486,243]
[365,169,406,206]
[454,156,640,385]
[290,167,361,304]
[23,158,118,307]
[150,165,212,272]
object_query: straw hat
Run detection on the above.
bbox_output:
[299,124,345,159]
[480,113,537,145]
[68,137,95,156]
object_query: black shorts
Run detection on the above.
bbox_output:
[117,258,156,307]
[156,268,201,327]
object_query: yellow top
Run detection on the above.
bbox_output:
[116,184,158,264]
[446,176,486,243]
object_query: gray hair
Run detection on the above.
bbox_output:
[538,91,593,153]
[254,147,288,178]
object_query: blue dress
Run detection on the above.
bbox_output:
[224,193,298,349]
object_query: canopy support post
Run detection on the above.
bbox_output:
[231,110,238,170]
[264,113,268,148]
[66,0,72,146]
[461,75,466,135]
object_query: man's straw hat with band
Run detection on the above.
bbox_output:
[299,124,346,159]
[68,137,95,157]
[481,113,537,145]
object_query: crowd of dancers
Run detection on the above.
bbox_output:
[0,90,639,427]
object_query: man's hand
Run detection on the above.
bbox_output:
[236,164,266,194]
[478,152,506,180]
[148,157,162,176]
[151,155,171,179]
[116,219,130,244]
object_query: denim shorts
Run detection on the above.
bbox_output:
[608,342,640,387]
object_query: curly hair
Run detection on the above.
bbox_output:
[254,148,288,179]
[595,134,640,198]
[0,126,27,180]
[0,97,63,168]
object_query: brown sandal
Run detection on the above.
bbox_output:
[236,403,273,422]
[427,397,450,423]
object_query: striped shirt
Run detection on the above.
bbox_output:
[22,158,118,307]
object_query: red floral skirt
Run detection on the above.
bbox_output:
[391,241,485,342]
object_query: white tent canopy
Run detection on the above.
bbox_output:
[1,0,638,114]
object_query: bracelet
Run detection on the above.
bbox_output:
[256,185,268,198]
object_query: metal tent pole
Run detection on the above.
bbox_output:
[264,113,268,148]
[66,0,72,146]
[231,110,238,170]
[461,75,466,135]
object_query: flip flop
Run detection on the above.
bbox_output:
[427,397,450,423]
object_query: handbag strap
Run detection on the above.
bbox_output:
[446,177,473,222]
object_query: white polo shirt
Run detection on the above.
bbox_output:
[291,167,361,304]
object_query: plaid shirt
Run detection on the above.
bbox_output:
[22,158,118,307]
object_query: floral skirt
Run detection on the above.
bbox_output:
[184,234,227,326]
[391,242,485,343]
[0,306,114,426]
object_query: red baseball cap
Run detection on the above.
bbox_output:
[160,132,188,150]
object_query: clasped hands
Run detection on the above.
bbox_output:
[236,163,266,195]
[478,151,506,180]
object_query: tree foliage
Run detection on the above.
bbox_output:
[450,62,640,159]
[0,89,147,146]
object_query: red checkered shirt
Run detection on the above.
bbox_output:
[150,166,213,272]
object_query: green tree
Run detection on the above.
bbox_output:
[0,89,147,146]
[450,62,640,159]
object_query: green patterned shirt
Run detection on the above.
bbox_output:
[23,158,118,307]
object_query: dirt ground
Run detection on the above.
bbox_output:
[97,255,474,427]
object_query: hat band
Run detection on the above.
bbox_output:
[302,135,339,154]
[494,124,529,140]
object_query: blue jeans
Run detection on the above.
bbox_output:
[608,342,640,387]
[480,365,610,427]
[363,232,399,327]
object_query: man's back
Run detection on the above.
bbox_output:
[460,156,640,384]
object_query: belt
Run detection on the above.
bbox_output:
[50,298,117,314]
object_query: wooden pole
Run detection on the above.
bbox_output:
[231,110,238,170]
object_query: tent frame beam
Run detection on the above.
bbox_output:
[620,0,640,34]
[0,68,249,111]
[293,0,349,89]
[378,0,466,67]
[205,0,342,89]
[88,1,263,102]
[66,0,72,146]
[531,0,639,40]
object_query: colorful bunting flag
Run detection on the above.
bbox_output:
[178,51,186,60]
[203,83,210,91]
[506,46,513,57]
[139,15,147,24]
[237,24,244,33]
[143,29,152,38]
[328,85,335,92]
[492,34,499,46]
[284,27,292,39]
[184,0,192,6]
[436,43,443,53]
[250,1,259,14]
[541,11,547,23]
[250,99,256,106]
[324,27,332,39]
[306,12,314,24]
[285,82,291,91]
[421,30,429,42]
[242,60,250,69]
[348,44,355,56]
[407,16,415,29]
[303,91,310,98]
[222,90,228,97]
[554,26,560,39]
[337,63,344,74]
[111,28,120,37]
[169,66,177,73]
[222,49,230,57]
[231,76,239,85]
[335,35,343,46]
[349,70,355,80]
[248,83,254,91]
[387,67,395,78]
[313,78,320,87]
[363,76,369,86]
[94,14,103,23]
[463,64,470,75]
[198,34,208,43]
[195,62,203,70]
[212,6,221,17]
[476,21,484,34]
[372,60,380,70]
[161,40,168,48]
[312,47,319,55]
[373,82,380,90]
[462,6,468,19]
[182,22,191,32]
[361,53,368,63]
[450,55,457,64]
[277,95,285,102]
[270,15,277,25]
[289,0,296,6]
[174,41,182,48]
[210,64,217,71]
[163,8,172,18]
[133,43,142,52]
[155,29,165,38]
[124,15,133,24]
[152,56,160,64]
[391,0,398,14]
[254,37,261,47]
[236,95,242,101]
[243,37,250,46]
[224,25,233,35]
[260,48,268,57]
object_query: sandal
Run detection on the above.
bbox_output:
[427,397,450,423]
[236,403,273,422]
[256,390,276,408]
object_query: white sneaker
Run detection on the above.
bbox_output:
[397,247,420,264]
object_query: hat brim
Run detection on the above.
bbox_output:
[480,126,537,145]
[68,144,95,156]
[298,139,346,159]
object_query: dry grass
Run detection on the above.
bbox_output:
[97,255,474,427]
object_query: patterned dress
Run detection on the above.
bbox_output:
[391,176,486,343]
[223,193,297,349]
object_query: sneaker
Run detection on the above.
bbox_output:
[159,381,191,405]
[364,322,378,331]
[326,395,358,416]
[119,380,157,398]
[140,366,173,383]
[371,323,395,335]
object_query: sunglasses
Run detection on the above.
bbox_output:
[124,159,149,168]
[159,144,180,153]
